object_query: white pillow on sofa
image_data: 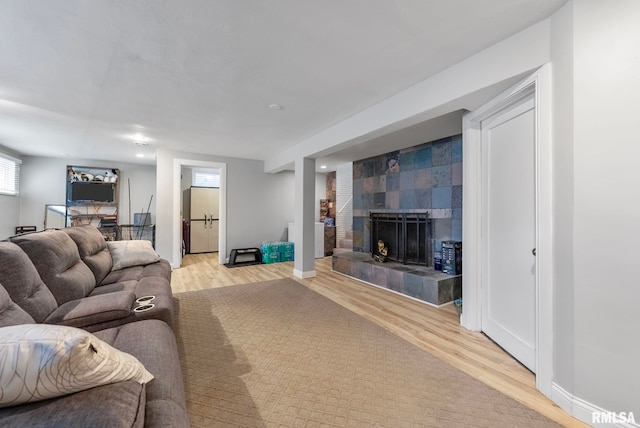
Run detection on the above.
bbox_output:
[107,240,160,271]
[0,324,153,408]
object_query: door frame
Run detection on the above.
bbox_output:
[461,64,552,397]
[172,159,227,266]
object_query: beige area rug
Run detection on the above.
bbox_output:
[174,279,559,427]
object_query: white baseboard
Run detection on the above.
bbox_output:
[293,269,316,279]
[552,383,638,427]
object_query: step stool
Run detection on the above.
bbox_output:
[226,247,262,267]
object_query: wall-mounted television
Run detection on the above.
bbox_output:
[68,182,115,202]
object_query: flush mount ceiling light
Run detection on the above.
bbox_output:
[320,165,327,169]
[269,104,284,111]
[132,133,149,146]
[136,153,145,158]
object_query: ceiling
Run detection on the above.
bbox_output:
[0,0,565,170]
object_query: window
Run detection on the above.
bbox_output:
[0,152,21,196]
[192,168,220,188]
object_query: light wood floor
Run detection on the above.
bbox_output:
[171,254,587,427]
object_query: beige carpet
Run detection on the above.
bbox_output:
[174,278,559,427]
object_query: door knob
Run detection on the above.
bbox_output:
[532,248,536,256]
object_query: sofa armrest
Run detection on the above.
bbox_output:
[44,291,136,328]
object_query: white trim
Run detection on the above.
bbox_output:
[552,383,640,428]
[293,269,317,279]
[172,159,227,267]
[462,64,553,398]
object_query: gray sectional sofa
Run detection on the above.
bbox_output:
[0,225,188,427]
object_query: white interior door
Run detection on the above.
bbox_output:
[481,93,536,372]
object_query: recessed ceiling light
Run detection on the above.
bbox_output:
[320,165,327,169]
[136,153,144,158]
[269,104,284,111]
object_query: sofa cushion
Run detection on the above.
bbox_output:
[94,319,189,427]
[0,242,58,322]
[0,285,35,327]
[0,324,153,408]
[43,291,136,329]
[107,240,160,271]
[64,225,113,285]
[0,381,146,428]
[101,259,171,286]
[11,230,96,305]
[88,277,174,329]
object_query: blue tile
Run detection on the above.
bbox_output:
[362,193,374,210]
[432,165,452,187]
[433,219,452,242]
[362,159,375,178]
[452,218,462,241]
[452,208,463,219]
[452,162,462,186]
[363,177,376,194]
[399,171,416,190]
[384,152,400,174]
[452,185,463,208]
[400,190,415,209]
[373,192,386,208]
[432,138,452,166]
[353,161,364,179]
[386,173,400,191]
[432,187,452,208]
[373,157,387,176]
[404,273,424,300]
[399,151,416,172]
[353,193,363,209]
[353,178,363,197]
[385,191,400,209]
[414,189,432,208]
[353,216,365,233]
[414,169,432,189]
[415,146,432,169]
[451,134,463,163]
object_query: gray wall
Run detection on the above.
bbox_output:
[156,148,328,265]
[18,156,156,231]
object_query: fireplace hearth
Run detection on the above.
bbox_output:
[369,212,431,266]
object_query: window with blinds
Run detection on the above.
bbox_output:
[192,169,220,188]
[0,153,21,196]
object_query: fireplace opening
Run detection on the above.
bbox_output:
[370,212,432,266]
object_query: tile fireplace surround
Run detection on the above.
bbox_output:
[332,251,461,306]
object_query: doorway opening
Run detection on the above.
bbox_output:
[172,159,227,267]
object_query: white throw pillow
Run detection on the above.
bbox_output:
[0,324,154,408]
[107,240,160,271]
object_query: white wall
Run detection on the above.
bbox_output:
[18,156,156,230]
[570,0,640,416]
[550,0,576,401]
[156,149,297,264]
